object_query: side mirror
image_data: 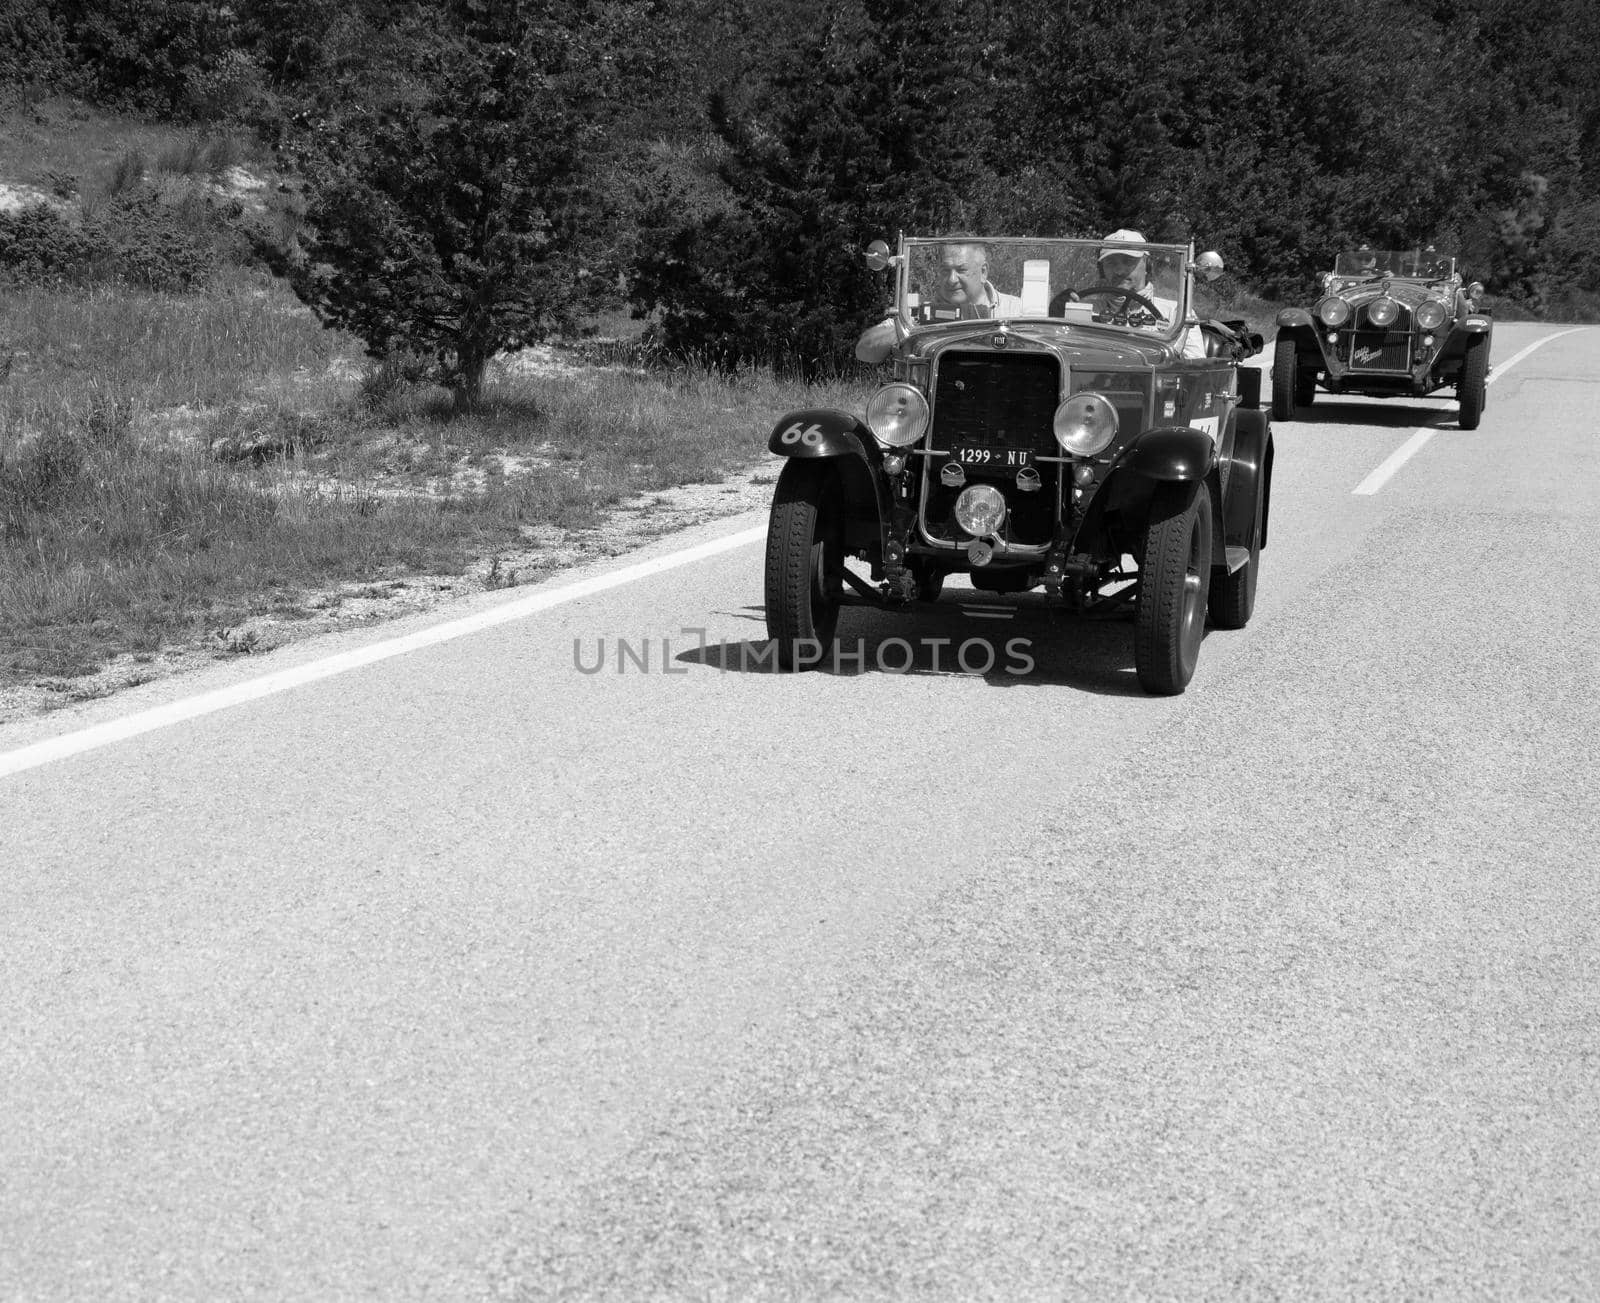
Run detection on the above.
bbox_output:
[1468,281,1484,299]
[863,239,895,271]
[1189,250,1225,282]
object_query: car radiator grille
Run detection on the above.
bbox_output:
[923,351,1062,547]
[930,352,1061,456]
[1336,331,1411,372]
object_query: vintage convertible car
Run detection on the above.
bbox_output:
[762,234,1273,695]
[1271,246,1492,427]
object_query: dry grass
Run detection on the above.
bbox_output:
[0,277,869,685]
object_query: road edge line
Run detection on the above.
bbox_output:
[1,523,768,780]
[1352,327,1584,496]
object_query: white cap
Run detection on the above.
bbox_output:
[1098,228,1148,261]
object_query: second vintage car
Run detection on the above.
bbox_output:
[762,233,1273,695]
[1271,246,1492,427]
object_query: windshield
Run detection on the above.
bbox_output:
[895,236,1192,341]
[1333,248,1456,279]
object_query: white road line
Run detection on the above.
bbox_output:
[0,523,767,780]
[1352,328,1584,495]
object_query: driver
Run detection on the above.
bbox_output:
[1095,228,1206,359]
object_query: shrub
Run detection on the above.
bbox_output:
[0,204,96,285]
[0,421,87,520]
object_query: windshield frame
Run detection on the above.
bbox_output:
[1332,248,1457,280]
[892,235,1195,344]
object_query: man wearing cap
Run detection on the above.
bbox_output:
[1094,228,1207,360]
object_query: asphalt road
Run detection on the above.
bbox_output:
[3,322,1597,1300]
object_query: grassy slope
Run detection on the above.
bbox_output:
[1,101,867,695]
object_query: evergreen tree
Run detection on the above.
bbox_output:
[287,0,636,409]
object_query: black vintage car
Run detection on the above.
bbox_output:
[1271,246,1492,427]
[762,234,1273,695]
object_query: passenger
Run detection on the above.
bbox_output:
[855,240,1023,363]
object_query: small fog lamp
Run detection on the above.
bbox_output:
[953,484,1007,538]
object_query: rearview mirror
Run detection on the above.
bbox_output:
[1188,251,1225,283]
[863,239,896,271]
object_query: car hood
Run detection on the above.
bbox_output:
[904,321,1176,368]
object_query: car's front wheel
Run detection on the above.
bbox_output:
[1458,336,1489,429]
[1135,481,1213,695]
[1271,337,1298,420]
[764,460,845,669]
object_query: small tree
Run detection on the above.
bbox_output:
[287,0,635,410]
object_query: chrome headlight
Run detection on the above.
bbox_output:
[1315,295,1351,327]
[1053,393,1119,456]
[1414,299,1448,330]
[864,383,929,448]
[953,484,1007,538]
[1366,297,1400,328]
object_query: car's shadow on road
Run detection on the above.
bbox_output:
[675,594,1214,697]
[1288,398,1464,428]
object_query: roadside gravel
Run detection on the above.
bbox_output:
[0,463,777,726]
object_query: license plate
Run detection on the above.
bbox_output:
[954,446,1034,469]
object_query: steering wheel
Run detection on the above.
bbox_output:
[1054,284,1166,327]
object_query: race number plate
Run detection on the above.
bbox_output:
[954,445,1034,469]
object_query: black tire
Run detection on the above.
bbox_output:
[1458,336,1488,429]
[764,460,845,669]
[1208,473,1263,631]
[1271,336,1298,421]
[1135,481,1213,695]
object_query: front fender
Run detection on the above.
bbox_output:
[1222,409,1273,551]
[1275,319,1330,369]
[767,407,889,557]
[1074,428,1222,559]
[1121,425,1218,483]
[1434,315,1494,364]
[768,407,878,460]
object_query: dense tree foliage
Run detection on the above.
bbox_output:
[4,0,1598,371]
[631,0,1003,376]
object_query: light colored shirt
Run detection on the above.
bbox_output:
[855,282,1024,363]
[1142,290,1207,360]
